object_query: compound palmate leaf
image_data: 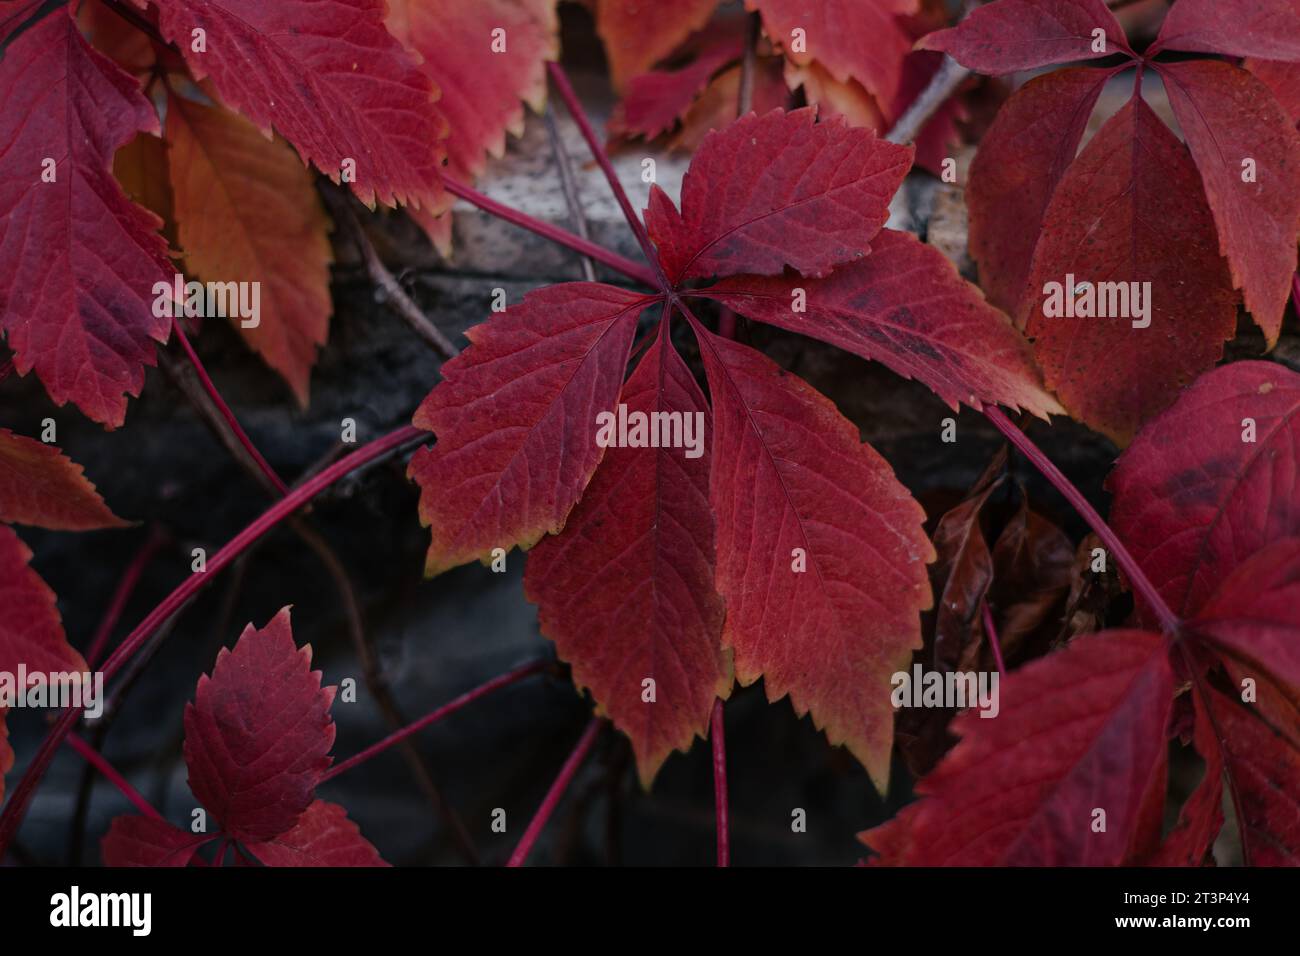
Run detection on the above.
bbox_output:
[645,108,913,283]
[525,323,730,785]
[143,0,447,211]
[409,284,658,576]
[695,324,932,789]
[0,6,172,427]
[183,607,336,843]
[863,630,1174,865]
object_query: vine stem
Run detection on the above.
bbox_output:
[711,699,729,867]
[982,407,1180,634]
[0,424,425,857]
[981,600,1007,678]
[170,316,288,495]
[321,660,547,783]
[506,719,604,867]
[65,733,161,821]
[546,62,672,292]
[444,178,658,288]
[84,525,169,668]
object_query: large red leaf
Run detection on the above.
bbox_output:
[0,8,172,427]
[165,94,333,406]
[409,284,656,576]
[596,0,719,90]
[863,631,1174,865]
[1108,361,1300,620]
[1024,95,1238,445]
[697,229,1061,418]
[919,0,1129,75]
[183,607,335,843]
[644,108,912,284]
[101,816,211,867]
[525,324,729,785]
[1151,0,1300,60]
[1158,59,1300,347]
[0,525,87,678]
[747,0,917,105]
[144,0,446,211]
[0,429,125,530]
[694,324,932,788]
[245,800,388,867]
[966,67,1113,318]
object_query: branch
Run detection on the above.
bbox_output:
[885,55,970,148]
[506,718,604,867]
[543,109,597,282]
[981,599,1007,677]
[84,525,169,668]
[65,733,162,822]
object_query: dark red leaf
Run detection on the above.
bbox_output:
[244,800,388,867]
[0,524,86,678]
[694,323,932,787]
[0,8,171,427]
[645,108,912,284]
[409,284,656,576]
[0,429,126,530]
[525,325,729,785]
[699,228,1061,417]
[919,0,1128,75]
[1108,361,1300,620]
[101,816,210,867]
[1249,57,1300,124]
[1024,94,1238,444]
[183,607,335,843]
[1158,59,1300,347]
[1152,0,1300,60]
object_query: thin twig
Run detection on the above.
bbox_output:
[544,109,597,282]
[506,718,604,867]
[65,733,162,821]
[885,56,971,148]
[981,600,1007,677]
[711,699,729,867]
[738,12,761,116]
[85,526,170,668]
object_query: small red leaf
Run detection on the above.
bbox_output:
[1158,59,1300,347]
[747,0,916,105]
[244,800,388,867]
[1152,0,1300,60]
[1024,94,1238,444]
[0,429,126,530]
[966,67,1113,318]
[183,607,335,843]
[101,816,210,867]
[525,325,729,785]
[609,33,744,142]
[0,8,172,427]
[1108,361,1300,620]
[645,108,912,284]
[695,325,932,788]
[700,229,1061,418]
[409,284,656,576]
[145,0,447,211]
[863,631,1174,865]
[919,0,1128,75]
[0,525,87,678]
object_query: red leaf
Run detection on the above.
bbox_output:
[1024,95,1238,445]
[0,525,87,678]
[165,94,333,406]
[183,607,335,843]
[1108,361,1300,620]
[245,800,388,867]
[747,0,916,105]
[1249,57,1300,124]
[1158,59,1300,347]
[596,0,719,90]
[694,324,932,787]
[101,816,210,867]
[145,0,446,211]
[409,285,655,576]
[966,67,1113,318]
[1147,693,1223,867]
[699,229,1061,418]
[0,8,172,427]
[644,108,912,284]
[863,631,1174,865]
[609,32,744,142]
[0,429,125,530]
[0,0,44,43]
[919,0,1128,75]
[525,324,729,785]
[1152,0,1300,60]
